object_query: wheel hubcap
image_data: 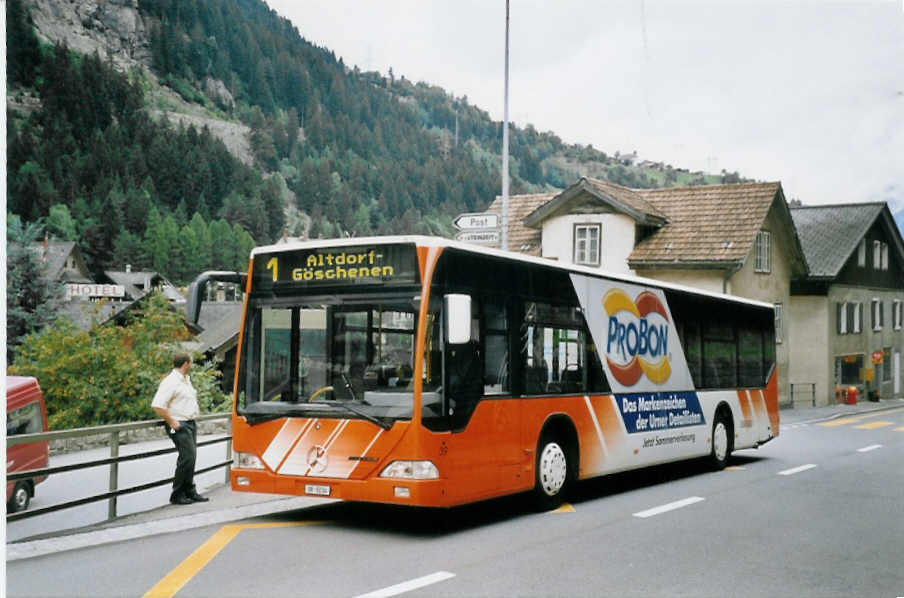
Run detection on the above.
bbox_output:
[539,442,567,496]
[14,488,28,510]
[713,422,728,462]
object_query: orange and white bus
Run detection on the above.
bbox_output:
[200,236,778,509]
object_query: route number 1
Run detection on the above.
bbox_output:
[267,258,278,282]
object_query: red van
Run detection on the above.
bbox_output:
[6,376,50,512]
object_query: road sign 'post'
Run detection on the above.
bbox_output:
[453,213,499,231]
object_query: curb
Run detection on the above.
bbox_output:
[6,495,334,562]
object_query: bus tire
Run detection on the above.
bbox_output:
[8,481,31,513]
[533,432,571,511]
[709,408,733,471]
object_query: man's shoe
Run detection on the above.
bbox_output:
[170,495,193,505]
[188,493,210,503]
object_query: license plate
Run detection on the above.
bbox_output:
[305,484,331,496]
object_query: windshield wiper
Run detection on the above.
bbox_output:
[332,401,391,430]
[341,371,369,404]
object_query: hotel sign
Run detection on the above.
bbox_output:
[65,284,125,300]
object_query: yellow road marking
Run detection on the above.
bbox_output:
[859,407,904,420]
[725,466,746,471]
[895,427,904,432]
[143,522,323,598]
[818,416,867,427]
[552,503,576,513]
[854,421,894,430]
[818,408,904,428]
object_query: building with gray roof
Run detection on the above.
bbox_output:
[789,203,903,405]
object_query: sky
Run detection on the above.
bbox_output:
[265,0,904,209]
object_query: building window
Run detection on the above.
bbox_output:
[754,231,771,273]
[837,302,862,335]
[893,300,903,330]
[836,354,863,385]
[857,239,866,267]
[871,298,884,331]
[573,224,601,266]
[873,240,882,269]
[774,303,783,344]
[881,243,889,270]
[837,302,847,335]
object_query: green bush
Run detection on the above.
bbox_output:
[9,293,230,429]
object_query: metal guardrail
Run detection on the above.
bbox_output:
[789,383,817,408]
[6,413,232,523]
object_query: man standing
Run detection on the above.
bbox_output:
[152,352,210,505]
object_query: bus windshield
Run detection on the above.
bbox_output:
[238,295,441,424]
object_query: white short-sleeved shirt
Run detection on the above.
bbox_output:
[151,369,200,421]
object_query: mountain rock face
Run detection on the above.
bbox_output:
[28,0,151,68]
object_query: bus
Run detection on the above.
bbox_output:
[193,236,779,509]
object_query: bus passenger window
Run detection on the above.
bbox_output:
[738,328,765,387]
[585,337,610,394]
[703,320,737,388]
[483,297,509,395]
[679,319,703,388]
[521,301,587,395]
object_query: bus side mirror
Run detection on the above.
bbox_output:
[444,294,472,344]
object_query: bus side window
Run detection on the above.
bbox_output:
[703,319,737,388]
[585,336,610,394]
[483,297,509,395]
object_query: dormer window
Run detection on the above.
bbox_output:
[573,224,601,266]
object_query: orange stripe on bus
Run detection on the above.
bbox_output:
[736,390,753,425]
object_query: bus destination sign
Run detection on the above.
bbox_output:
[253,243,418,291]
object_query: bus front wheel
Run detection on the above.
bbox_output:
[709,409,733,470]
[533,433,570,510]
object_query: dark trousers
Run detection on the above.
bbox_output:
[166,420,197,499]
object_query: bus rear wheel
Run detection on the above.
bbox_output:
[709,409,733,471]
[533,434,570,510]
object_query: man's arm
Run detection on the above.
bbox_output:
[153,406,181,430]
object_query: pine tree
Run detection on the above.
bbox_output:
[189,212,212,272]
[6,216,63,364]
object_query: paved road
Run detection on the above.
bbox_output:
[6,433,230,542]
[7,402,904,598]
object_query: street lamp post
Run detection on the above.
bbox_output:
[501,0,510,251]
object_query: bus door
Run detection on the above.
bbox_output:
[443,294,522,496]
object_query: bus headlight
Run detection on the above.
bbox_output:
[379,460,439,480]
[235,452,265,470]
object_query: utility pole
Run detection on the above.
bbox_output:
[501,0,510,251]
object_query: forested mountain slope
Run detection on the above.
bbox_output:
[7,0,744,284]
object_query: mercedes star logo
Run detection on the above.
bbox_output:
[306,445,329,473]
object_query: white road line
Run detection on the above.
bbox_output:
[857,444,883,453]
[778,464,818,476]
[353,572,456,598]
[632,496,705,519]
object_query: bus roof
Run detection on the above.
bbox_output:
[251,235,774,310]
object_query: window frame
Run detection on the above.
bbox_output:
[754,231,772,273]
[572,223,601,267]
[857,239,866,267]
[871,298,883,331]
[774,302,783,344]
